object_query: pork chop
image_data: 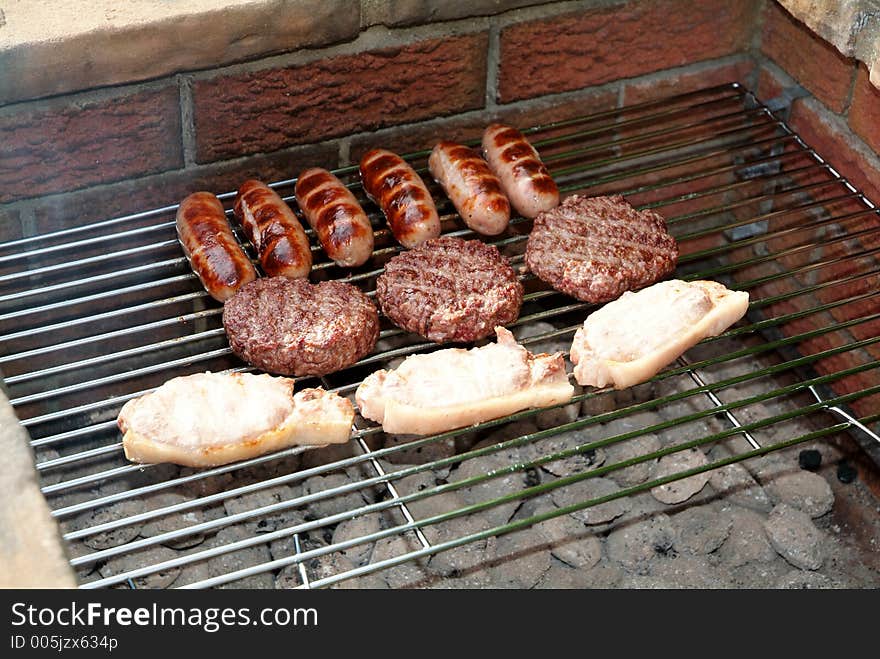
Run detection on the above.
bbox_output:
[570,280,749,389]
[118,372,354,467]
[356,327,574,435]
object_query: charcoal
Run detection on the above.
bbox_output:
[836,461,857,484]
[707,446,772,512]
[537,560,624,588]
[369,533,430,589]
[798,449,822,471]
[487,528,552,589]
[604,433,661,487]
[650,448,711,504]
[606,513,677,574]
[775,569,843,589]
[621,555,721,589]
[672,505,732,555]
[533,509,602,569]
[332,514,382,566]
[764,503,824,571]
[550,476,630,526]
[764,471,834,518]
[302,473,367,522]
[718,506,777,568]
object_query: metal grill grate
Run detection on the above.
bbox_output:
[2,82,879,589]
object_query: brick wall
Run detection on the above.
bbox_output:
[0,0,762,239]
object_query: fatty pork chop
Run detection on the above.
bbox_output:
[118,372,354,467]
[570,280,749,389]
[356,327,574,435]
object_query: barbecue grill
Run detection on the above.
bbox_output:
[1,82,878,588]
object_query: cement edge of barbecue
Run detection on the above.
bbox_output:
[0,387,77,588]
[0,0,363,105]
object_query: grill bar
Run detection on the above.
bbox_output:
[2,82,878,589]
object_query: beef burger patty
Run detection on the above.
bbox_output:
[223,276,379,376]
[525,194,678,303]
[376,236,523,343]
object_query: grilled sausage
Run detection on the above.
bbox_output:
[428,141,511,236]
[176,191,257,303]
[482,124,559,219]
[294,168,374,267]
[359,148,440,249]
[233,180,312,279]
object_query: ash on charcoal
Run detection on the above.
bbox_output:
[775,569,843,589]
[176,469,236,498]
[604,433,661,487]
[487,528,552,588]
[176,526,274,589]
[650,448,711,504]
[223,484,300,532]
[718,506,777,568]
[424,512,493,586]
[369,533,430,589]
[798,450,822,471]
[536,384,584,430]
[382,432,457,464]
[764,471,834,518]
[332,514,382,566]
[70,500,143,551]
[537,559,624,588]
[550,476,630,526]
[99,545,182,589]
[764,503,825,571]
[533,507,602,569]
[522,426,606,478]
[672,505,732,555]
[139,492,226,550]
[298,442,358,471]
[606,513,677,574]
[515,321,571,355]
[620,554,721,589]
[302,473,367,522]
[452,437,530,526]
[707,446,772,512]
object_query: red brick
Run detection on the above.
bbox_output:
[756,65,787,103]
[0,87,182,204]
[347,88,618,166]
[0,207,23,243]
[760,2,855,113]
[789,98,880,203]
[498,0,757,103]
[848,65,880,156]
[193,33,488,163]
[622,60,755,106]
[32,142,338,235]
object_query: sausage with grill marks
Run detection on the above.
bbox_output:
[358,148,440,249]
[233,180,312,279]
[428,141,511,236]
[482,123,559,219]
[294,168,374,267]
[176,191,257,303]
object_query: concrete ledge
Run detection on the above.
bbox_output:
[778,0,880,88]
[0,389,76,587]
[0,0,361,105]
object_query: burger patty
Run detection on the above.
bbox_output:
[525,194,678,303]
[376,236,523,343]
[223,277,379,376]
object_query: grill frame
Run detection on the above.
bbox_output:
[2,82,879,589]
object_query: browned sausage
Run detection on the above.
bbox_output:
[428,141,511,236]
[176,191,257,303]
[294,168,374,267]
[233,180,312,279]
[358,148,440,249]
[482,124,559,219]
